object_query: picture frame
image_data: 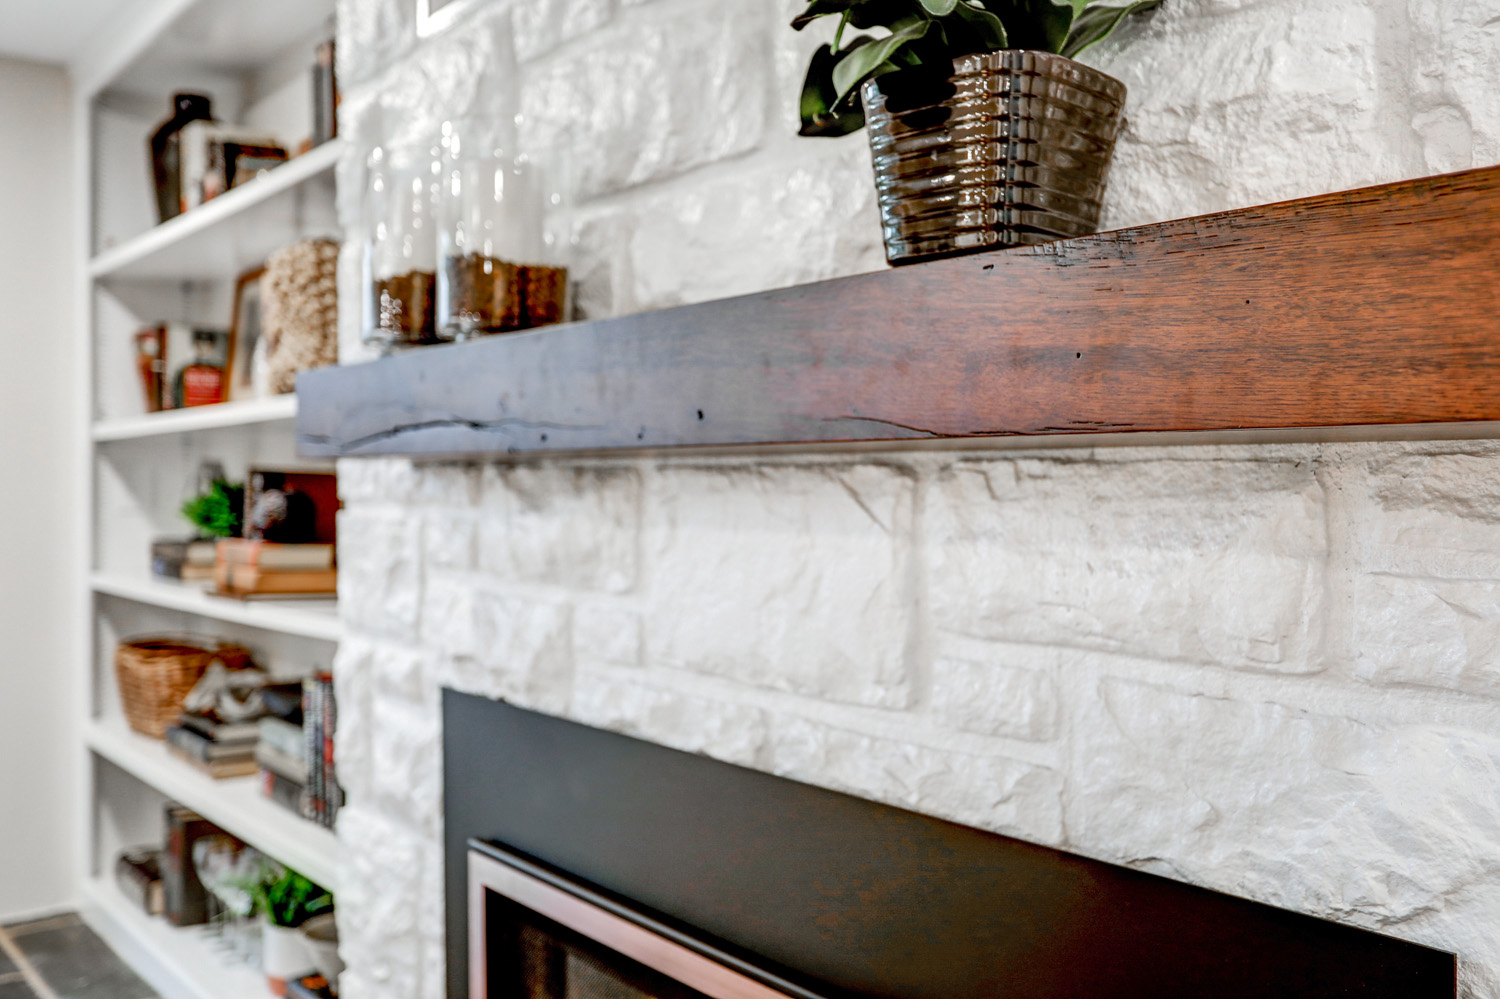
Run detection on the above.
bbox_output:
[226,266,266,402]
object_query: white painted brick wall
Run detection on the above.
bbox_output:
[332,2,1500,997]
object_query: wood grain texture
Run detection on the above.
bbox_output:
[298,165,1500,460]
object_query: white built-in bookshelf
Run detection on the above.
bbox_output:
[74,0,342,995]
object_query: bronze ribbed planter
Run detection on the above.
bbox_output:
[863,50,1127,265]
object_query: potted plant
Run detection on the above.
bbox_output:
[794,0,1160,264]
[245,864,334,997]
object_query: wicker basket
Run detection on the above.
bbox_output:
[115,638,251,738]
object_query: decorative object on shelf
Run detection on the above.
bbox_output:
[180,474,245,540]
[115,637,252,739]
[362,142,445,351]
[241,864,333,997]
[263,238,340,395]
[151,537,218,581]
[149,93,213,224]
[300,913,343,995]
[178,120,287,212]
[226,266,267,402]
[246,469,338,544]
[288,973,337,999]
[299,673,340,829]
[437,118,571,340]
[793,0,1157,264]
[134,327,167,412]
[171,328,229,408]
[114,847,165,916]
[311,39,339,148]
[163,803,236,926]
[192,835,262,965]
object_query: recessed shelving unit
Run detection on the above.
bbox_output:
[76,0,342,995]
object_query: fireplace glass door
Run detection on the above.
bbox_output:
[469,845,812,999]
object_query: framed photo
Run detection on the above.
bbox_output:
[416,0,478,37]
[225,266,266,402]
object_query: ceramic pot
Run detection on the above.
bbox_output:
[301,913,344,995]
[262,919,315,997]
[862,50,1127,265]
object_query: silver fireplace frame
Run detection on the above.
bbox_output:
[468,845,814,999]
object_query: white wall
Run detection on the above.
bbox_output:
[0,56,75,923]
[330,2,1500,998]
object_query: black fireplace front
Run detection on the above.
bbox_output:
[445,691,1456,999]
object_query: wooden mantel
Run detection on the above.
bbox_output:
[297,165,1500,460]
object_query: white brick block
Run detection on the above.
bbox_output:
[1353,574,1500,699]
[574,604,642,668]
[472,592,573,713]
[515,0,616,61]
[372,698,443,836]
[643,463,916,707]
[421,574,478,659]
[620,146,884,313]
[927,457,1327,673]
[1091,1,1390,229]
[929,657,1060,742]
[424,514,478,572]
[1066,678,1500,945]
[572,672,769,766]
[337,0,413,87]
[339,509,423,642]
[331,639,376,802]
[336,807,424,995]
[479,464,640,592]
[519,1,769,198]
[768,716,1064,843]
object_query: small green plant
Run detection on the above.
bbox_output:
[245,865,333,929]
[180,478,244,538]
[794,0,1160,136]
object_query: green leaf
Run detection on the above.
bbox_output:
[799,41,871,136]
[848,0,921,30]
[919,0,960,14]
[1062,0,1161,57]
[983,0,1075,51]
[791,0,856,30]
[948,1,1007,50]
[832,19,941,103]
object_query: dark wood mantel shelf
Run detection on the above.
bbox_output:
[297,164,1500,461]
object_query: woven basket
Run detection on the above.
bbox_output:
[115,638,251,738]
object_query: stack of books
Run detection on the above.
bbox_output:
[256,674,342,828]
[214,539,336,598]
[151,538,217,581]
[164,713,259,778]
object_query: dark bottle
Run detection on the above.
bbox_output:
[174,329,225,409]
[149,93,213,224]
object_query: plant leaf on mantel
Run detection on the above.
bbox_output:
[1062,0,1162,58]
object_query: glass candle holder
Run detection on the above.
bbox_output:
[437,120,570,341]
[362,142,446,351]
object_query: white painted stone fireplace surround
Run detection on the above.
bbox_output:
[329,1,1500,997]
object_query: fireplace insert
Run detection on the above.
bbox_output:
[446,691,1456,999]
[469,841,824,999]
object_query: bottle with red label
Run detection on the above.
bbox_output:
[174,329,225,408]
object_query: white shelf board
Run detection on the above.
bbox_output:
[87,719,341,893]
[93,395,298,442]
[92,573,342,643]
[80,876,272,999]
[90,140,342,282]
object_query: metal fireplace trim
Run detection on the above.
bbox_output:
[468,840,827,999]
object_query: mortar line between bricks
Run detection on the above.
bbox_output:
[0,925,58,999]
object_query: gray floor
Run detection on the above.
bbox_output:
[0,915,156,999]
